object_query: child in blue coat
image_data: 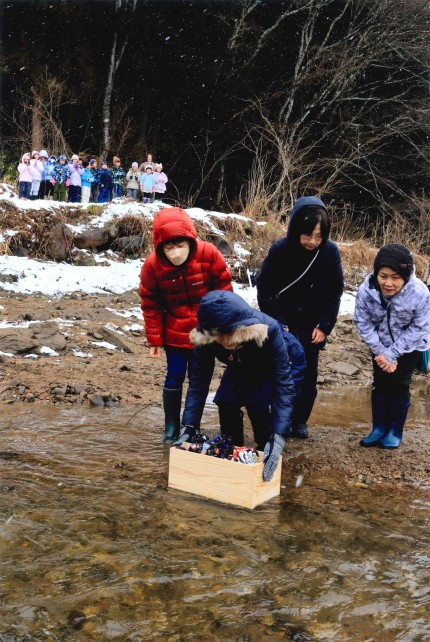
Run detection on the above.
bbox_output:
[177,290,305,481]
[98,161,113,203]
[139,166,156,203]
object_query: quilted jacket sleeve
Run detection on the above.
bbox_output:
[139,256,165,347]
[208,246,233,292]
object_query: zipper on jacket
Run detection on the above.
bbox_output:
[386,303,395,342]
[182,272,192,307]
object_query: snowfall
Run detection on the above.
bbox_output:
[0,186,356,316]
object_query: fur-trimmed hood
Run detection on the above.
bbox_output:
[192,290,271,345]
[190,323,268,347]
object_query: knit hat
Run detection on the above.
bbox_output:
[58,154,68,161]
[155,163,163,170]
[374,243,414,283]
[132,161,138,167]
[89,158,96,164]
[31,150,39,157]
[71,154,79,161]
[39,149,48,158]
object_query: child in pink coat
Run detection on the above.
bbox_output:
[17,153,34,200]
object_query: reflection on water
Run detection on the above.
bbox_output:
[0,394,429,641]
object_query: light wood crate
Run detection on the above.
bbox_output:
[168,446,282,509]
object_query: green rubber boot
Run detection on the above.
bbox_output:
[163,387,182,444]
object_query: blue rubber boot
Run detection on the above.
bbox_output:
[360,392,388,447]
[381,396,410,449]
[163,387,182,443]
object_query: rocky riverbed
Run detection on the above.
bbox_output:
[0,290,428,492]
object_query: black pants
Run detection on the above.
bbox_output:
[39,180,53,199]
[372,351,419,397]
[288,322,322,425]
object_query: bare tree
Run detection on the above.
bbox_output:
[230,0,430,216]
[101,0,137,159]
[2,68,72,156]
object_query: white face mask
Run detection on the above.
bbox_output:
[164,244,190,266]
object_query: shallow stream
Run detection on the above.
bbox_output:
[0,391,429,641]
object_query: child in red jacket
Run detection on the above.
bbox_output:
[139,207,233,443]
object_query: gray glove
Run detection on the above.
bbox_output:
[174,425,199,446]
[263,434,285,481]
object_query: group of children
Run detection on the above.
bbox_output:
[17,151,168,205]
[139,203,430,482]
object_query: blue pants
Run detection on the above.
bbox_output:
[68,185,81,203]
[164,346,195,390]
[98,187,112,203]
[127,188,138,198]
[113,184,123,198]
[19,182,31,199]
[214,370,272,448]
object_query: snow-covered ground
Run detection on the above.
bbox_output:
[0,185,356,315]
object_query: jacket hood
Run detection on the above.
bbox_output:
[195,290,263,335]
[288,196,327,234]
[152,208,197,254]
[21,153,30,162]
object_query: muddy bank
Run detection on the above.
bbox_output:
[0,291,429,490]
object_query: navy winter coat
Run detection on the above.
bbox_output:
[182,290,299,438]
[256,196,344,335]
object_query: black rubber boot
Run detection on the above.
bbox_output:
[380,396,410,449]
[360,391,388,447]
[162,387,182,444]
[291,422,309,439]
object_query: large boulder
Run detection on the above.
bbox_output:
[112,235,145,257]
[207,234,233,256]
[74,228,110,250]
[0,329,39,354]
[30,321,67,352]
[46,223,74,261]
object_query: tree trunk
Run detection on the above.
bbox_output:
[32,87,43,151]
[102,32,117,159]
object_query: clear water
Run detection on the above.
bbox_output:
[0,391,429,641]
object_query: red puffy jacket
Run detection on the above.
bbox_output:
[139,208,233,348]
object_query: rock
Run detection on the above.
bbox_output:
[89,395,105,407]
[29,321,67,352]
[326,361,359,376]
[0,329,39,354]
[18,385,26,395]
[112,235,145,257]
[207,235,232,256]
[73,228,110,250]
[51,386,67,397]
[0,274,18,284]
[96,327,133,353]
[120,364,132,371]
[46,223,74,262]
[72,252,97,267]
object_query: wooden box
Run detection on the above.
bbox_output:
[168,446,282,510]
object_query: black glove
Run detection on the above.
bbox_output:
[174,425,199,446]
[263,433,285,481]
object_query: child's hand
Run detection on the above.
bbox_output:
[51,178,56,185]
[311,328,326,344]
[375,354,397,372]
[149,346,161,357]
[66,179,71,187]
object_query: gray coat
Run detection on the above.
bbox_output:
[354,272,430,362]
